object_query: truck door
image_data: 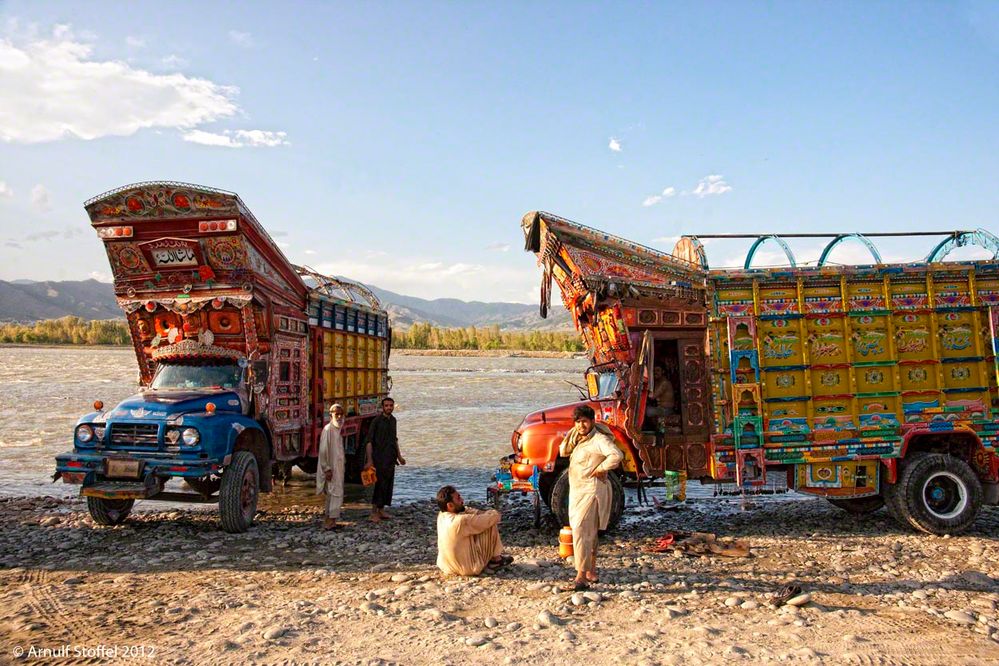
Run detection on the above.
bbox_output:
[625,331,664,474]
[676,333,710,477]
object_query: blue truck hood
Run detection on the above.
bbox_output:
[108,390,243,420]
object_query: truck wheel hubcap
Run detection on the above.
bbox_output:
[921,471,967,520]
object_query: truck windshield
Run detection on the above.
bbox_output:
[151,363,242,390]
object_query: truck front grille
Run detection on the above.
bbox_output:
[109,423,159,447]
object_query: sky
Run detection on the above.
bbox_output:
[1,1,998,303]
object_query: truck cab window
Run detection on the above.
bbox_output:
[151,363,242,390]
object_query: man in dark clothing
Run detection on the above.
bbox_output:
[364,397,405,522]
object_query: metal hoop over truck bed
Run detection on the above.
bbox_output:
[512,211,999,534]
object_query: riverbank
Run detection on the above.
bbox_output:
[394,348,585,359]
[2,493,997,665]
[0,343,584,358]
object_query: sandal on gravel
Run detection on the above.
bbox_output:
[562,581,590,592]
[770,583,802,607]
[499,554,514,566]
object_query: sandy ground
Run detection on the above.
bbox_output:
[1,490,998,666]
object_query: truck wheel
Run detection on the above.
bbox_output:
[549,469,625,531]
[296,457,318,475]
[185,477,222,496]
[220,451,259,533]
[827,495,884,514]
[87,497,134,526]
[895,452,983,535]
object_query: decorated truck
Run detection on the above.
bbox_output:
[500,211,999,534]
[54,182,391,532]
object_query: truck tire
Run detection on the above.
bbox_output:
[895,452,983,535]
[185,477,222,496]
[827,495,884,514]
[549,468,625,531]
[87,497,134,526]
[219,451,259,533]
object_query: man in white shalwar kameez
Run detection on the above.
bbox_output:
[317,403,346,530]
[435,486,512,576]
[559,404,623,590]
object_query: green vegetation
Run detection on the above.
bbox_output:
[392,323,584,352]
[0,316,130,345]
[0,317,584,352]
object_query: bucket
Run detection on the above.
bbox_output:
[558,526,574,559]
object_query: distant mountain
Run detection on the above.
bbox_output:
[0,279,573,331]
[0,280,122,321]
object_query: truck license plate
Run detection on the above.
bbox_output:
[106,458,142,479]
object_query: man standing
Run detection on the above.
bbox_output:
[558,405,623,590]
[364,397,405,522]
[317,403,346,531]
[435,485,512,576]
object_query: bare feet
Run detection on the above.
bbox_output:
[370,513,382,523]
[379,510,392,520]
[323,518,336,531]
[585,571,599,583]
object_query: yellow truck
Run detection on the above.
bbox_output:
[502,213,999,534]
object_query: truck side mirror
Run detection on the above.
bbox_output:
[251,360,269,394]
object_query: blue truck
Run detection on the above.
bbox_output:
[54,182,391,532]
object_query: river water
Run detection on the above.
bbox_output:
[0,347,591,503]
[0,347,788,510]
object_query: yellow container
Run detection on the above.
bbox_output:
[345,370,355,396]
[938,311,976,359]
[334,333,345,366]
[348,335,358,367]
[333,370,344,396]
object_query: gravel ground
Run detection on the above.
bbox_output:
[1,492,998,665]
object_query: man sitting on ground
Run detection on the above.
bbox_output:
[435,485,512,576]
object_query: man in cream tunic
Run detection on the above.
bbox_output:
[435,485,511,576]
[559,404,623,589]
[317,403,346,530]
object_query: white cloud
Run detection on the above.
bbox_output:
[182,129,289,148]
[30,184,51,212]
[608,137,622,152]
[303,249,318,256]
[312,258,535,302]
[160,54,188,68]
[692,174,732,198]
[0,27,239,143]
[125,36,145,48]
[486,243,510,252]
[88,271,112,282]
[0,181,12,199]
[228,30,254,48]
[641,186,677,207]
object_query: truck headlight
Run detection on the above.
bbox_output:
[181,428,200,446]
[76,424,94,443]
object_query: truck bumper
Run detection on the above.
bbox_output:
[54,452,221,500]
